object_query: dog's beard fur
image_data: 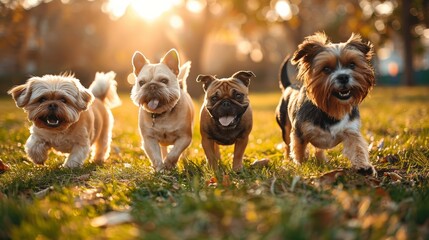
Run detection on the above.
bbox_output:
[11,75,93,131]
[130,52,182,115]
[293,32,375,120]
[130,69,181,114]
[27,99,79,131]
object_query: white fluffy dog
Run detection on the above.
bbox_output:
[8,72,121,168]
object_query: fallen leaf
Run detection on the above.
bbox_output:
[75,174,90,181]
[250,158,270,168]
[374,187,389,198]
[91,210,133,227]
[34,186,54,199]
[207,177,217,187]
[222,175,231,187]
[0,159,9,173]
[365,177,381,188]
[75,187,105,208]
[315,169,345,185]
[384,172,403,181]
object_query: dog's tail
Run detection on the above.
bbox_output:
[278,57,292,92]
[279,56,300,92]
[89,71,122,109]
[178,61,191,92]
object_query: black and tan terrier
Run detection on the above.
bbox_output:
[276,32,376,175]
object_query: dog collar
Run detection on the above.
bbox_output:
[150,112,165,127]
[149,104,177,127]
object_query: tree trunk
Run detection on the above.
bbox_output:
[401,0,414,86]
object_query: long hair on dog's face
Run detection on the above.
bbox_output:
[8,74,94,131]
[292,32,375,119]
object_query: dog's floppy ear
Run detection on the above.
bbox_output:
[72,79,94,111]
[196,75,216,92]
[346,33,374,61]
[232,71,255,87]
[292,32,328,65]
[161,49,180,76]
[8,77,38,108]
[132,51,150,76]
[78,88,94,111]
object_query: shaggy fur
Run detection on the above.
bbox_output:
[276,32,376,175]
[9,72,121,168]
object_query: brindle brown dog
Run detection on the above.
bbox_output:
[197,71,255,171]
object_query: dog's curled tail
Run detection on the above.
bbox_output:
[89,71,122,109]
[278,57,292,92]
[178,61,191,92]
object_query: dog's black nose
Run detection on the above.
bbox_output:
[222,101,231,107]
[337,74,349,84]
[149,83,157,90]
[48,103,57,111]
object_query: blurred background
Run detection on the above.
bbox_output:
[1,0,428,96]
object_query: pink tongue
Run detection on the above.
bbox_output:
[147,99,159,110]
[219,116,235,126]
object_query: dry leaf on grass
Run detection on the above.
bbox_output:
[35,186,54,199]
[74,174,91,181]
[312,169,345,186]
[0,159,9,173]
[384,172,403,181]
[222,175,231,187]
[365,177,382,187]
[91,210,133,227]
[75,187,105,208]
[207,177,217,187]
[250,158,270,168]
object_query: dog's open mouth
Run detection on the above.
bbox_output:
[147,99,159,110]
[333,89,352,100]
[218,115,236,127]
[40,115,61,127]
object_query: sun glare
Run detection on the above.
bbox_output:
[131,0,179,21]
[104,0,181,21]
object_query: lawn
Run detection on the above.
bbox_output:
[1,87,428,239]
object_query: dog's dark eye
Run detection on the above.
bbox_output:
[348,63,356,70]
[60,98,67,103]
[39,97,46,103]
[323,67,333,74]
[235,93,244,101]
[139,80,145,87]
[160,78,169,84]
[211,96,218,102]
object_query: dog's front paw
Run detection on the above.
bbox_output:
[26,148,48,165]
[92,158,105,165]
[356,165,377,177]
[63,159,83,168]
[31,157,46,165]
[151,163,164,172]
[163,161,177,171]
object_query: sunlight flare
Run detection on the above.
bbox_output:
[131,0,179,21]
[104,0,181,21]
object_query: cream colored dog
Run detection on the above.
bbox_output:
[8,72,121,168]
[131,49,194,171]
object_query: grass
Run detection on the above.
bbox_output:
[1,87,428,239]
